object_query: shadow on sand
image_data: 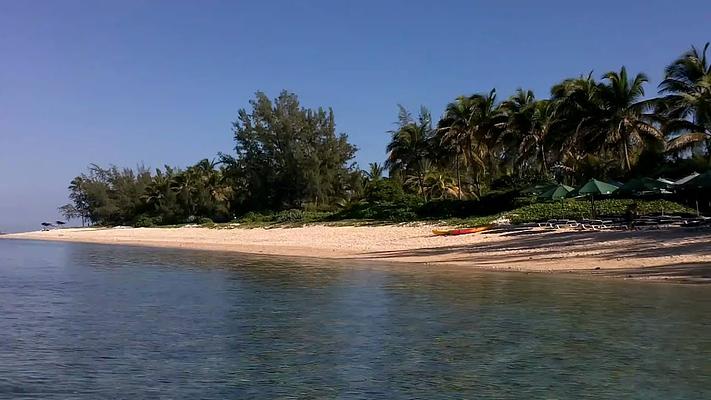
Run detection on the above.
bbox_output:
[355,228,711,282]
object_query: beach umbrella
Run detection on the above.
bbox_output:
[618,177,671,196]
[538,184,575,201]
[576,178,620,196]
[538,184,575,214]
[55,221,66,226]
[574,178,619,218]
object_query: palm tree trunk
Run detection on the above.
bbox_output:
[418,173,426,201]
[455,153,461,200]
[475,172,481,199]
[591,194,596,219]
[623,141,631,171]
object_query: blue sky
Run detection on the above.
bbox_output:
[1,0,709,232]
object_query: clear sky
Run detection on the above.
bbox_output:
[1,0,709,232]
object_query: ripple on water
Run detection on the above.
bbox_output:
[0,239,710,399]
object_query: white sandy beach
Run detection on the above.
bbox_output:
[3,225,711,282]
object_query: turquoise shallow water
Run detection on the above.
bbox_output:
[0,239,710,399]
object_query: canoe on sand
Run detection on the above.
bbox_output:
[432,224,494,236]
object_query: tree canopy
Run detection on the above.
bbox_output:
[61,44,711,226]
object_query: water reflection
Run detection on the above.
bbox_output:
[0,240,710,399]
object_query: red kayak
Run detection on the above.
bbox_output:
[432,224,494,236]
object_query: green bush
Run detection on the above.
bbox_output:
[238,211,269,223]
[335,194,423,222]
[415,190,535,219]
[133,215,162,227]
[505,199,695,224]
[364,179,408,203]
[198,217,215,226]
[275,209,305,223]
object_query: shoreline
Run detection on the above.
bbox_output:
[3,225,711,283]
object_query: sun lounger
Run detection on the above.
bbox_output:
[580,219,612,230]
[538,219,579,229]
[682,218,711,228]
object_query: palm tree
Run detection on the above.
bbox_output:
[206,168,234,209]
[500,89,558,175]
[463,89,507,195]
[658,43,711,156]
[142,168,173,211]
[526,100,559,174]
[421,171,461,200]
[171,170,200,217]
[437,96,473,198]
[550,73,605,170]
[386,106,433,192]
[594,67,663,171]
[365,162,384,182]
[402,159,435,200]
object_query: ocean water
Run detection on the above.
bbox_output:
[0,239,710,399]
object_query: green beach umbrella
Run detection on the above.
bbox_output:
[574,178,619,218]
[538,184,575,201]
[577,178,620,196]
[618,177,670,195]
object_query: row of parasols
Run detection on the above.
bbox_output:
[531,170,711,200]
[531,170,711,217]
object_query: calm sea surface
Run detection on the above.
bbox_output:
[0,239,710,399]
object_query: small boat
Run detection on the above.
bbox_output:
[432,224,494,236]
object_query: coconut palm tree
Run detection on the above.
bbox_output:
[658,43,711,155]
[205,168,234,209]
[365,162,384,182]
[386,106,433,184]
[462,89,507,194]
[171,170,200,217]
[420,171,461,200]
[500,89,559,175]
[549,74,605,169]
[142,168,174,211]
[526,100,559,174]
[402,159,435,200]
[437,96,474,198]
[594,67,664,171]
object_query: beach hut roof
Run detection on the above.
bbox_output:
[683,170,711,189]
[674,172,700,185]
[619,177,670,195]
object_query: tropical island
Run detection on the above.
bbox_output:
[5,43,711,281]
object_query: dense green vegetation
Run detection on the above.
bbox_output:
[198,198,694,229]
[61,44,711,227]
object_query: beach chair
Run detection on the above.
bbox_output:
[580,219,612,230]
[537,219,581,229]
[556,219,579,229]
